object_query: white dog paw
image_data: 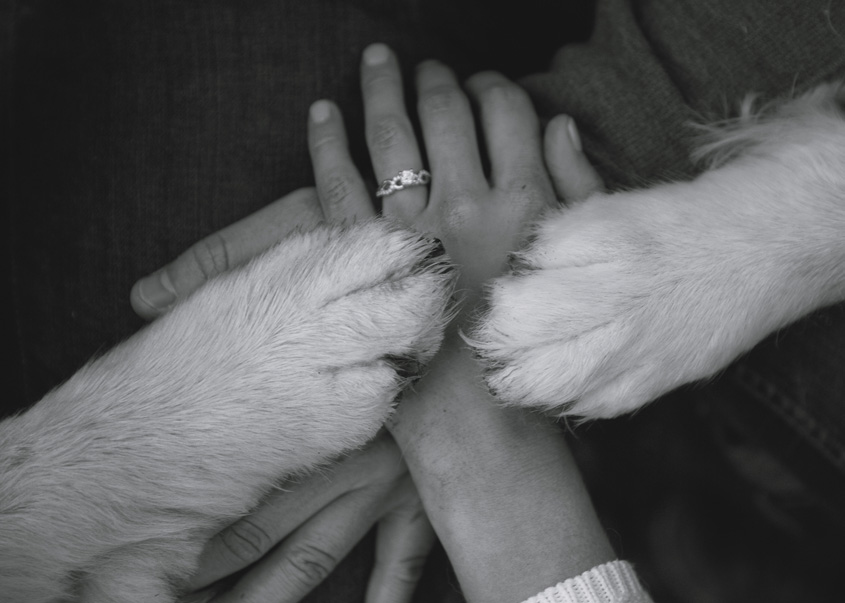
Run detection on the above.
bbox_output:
[472,189,791,419]
[0,219,455,603]
[142,218,456,468]
[470,198,668,419]
[474,83,845,420]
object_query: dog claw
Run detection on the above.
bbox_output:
[423,237,446,260]
[386,354,423,382]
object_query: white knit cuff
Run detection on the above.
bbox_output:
[520,560,652,603]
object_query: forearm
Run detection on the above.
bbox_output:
[388,332,615,603]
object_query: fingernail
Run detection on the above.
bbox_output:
[566,117,583,153]
[416,59,440,72]
[387,355,423,382]
[310,100,331,124]
[136,271,177,311]
[363,43,389,66]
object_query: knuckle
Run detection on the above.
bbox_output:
[418,86,466,117]
[362,72,397,96]
[391,557,427,585]
[321,174,355,211]
[439,191,480,232]
[310,132,342,153]
[281,542,337,587]
[446,188,479,211]
[189,232,231,280]
[366,115,410,153]
[218,518,276,563]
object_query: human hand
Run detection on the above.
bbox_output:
[188,434,434,603]
[301,44,599,311]
[130,187,323,320]
[300,43,614,602]
[362,47,558,299]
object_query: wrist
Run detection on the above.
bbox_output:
[387,337,615,602]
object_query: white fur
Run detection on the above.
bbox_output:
[472,82,845,419]
[0,219,455,603]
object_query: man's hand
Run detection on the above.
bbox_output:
[130,187,322,320]
[189,434,433,603]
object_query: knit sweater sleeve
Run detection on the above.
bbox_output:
[519,561,653,603]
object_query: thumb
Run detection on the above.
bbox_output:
[543,115,604,205]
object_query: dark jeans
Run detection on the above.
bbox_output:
[7,1,845,601]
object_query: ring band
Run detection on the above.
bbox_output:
[375,169,431,198]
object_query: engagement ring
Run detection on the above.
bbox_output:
[375,169,431,198]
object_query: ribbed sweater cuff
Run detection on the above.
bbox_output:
[520,560,651,603]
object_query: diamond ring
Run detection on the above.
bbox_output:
[375,169,431,198]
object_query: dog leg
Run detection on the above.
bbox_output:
[0,219,454,603]
[472,82,845,419]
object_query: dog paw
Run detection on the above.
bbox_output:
[471,197,732,418]
[0,219,455,603]
[44,219,455,522]
[471,191,808,418]
[140,218,456,470]
[473,84,845,419]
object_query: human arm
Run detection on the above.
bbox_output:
[344,44,624,601]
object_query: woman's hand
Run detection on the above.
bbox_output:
[301,43,614,603]
[364,49,557,296]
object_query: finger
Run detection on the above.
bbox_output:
[464,72,545,190]
[190,450,373,591]
[543,115,605,204]
[415,60,486,197]
[211,487,388,603]
[360,43,427,223]
[308,99,375,222]
[130,187,322,320]
[190,435,404,591]
[365,477,436,603]
[188,471,346,591]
